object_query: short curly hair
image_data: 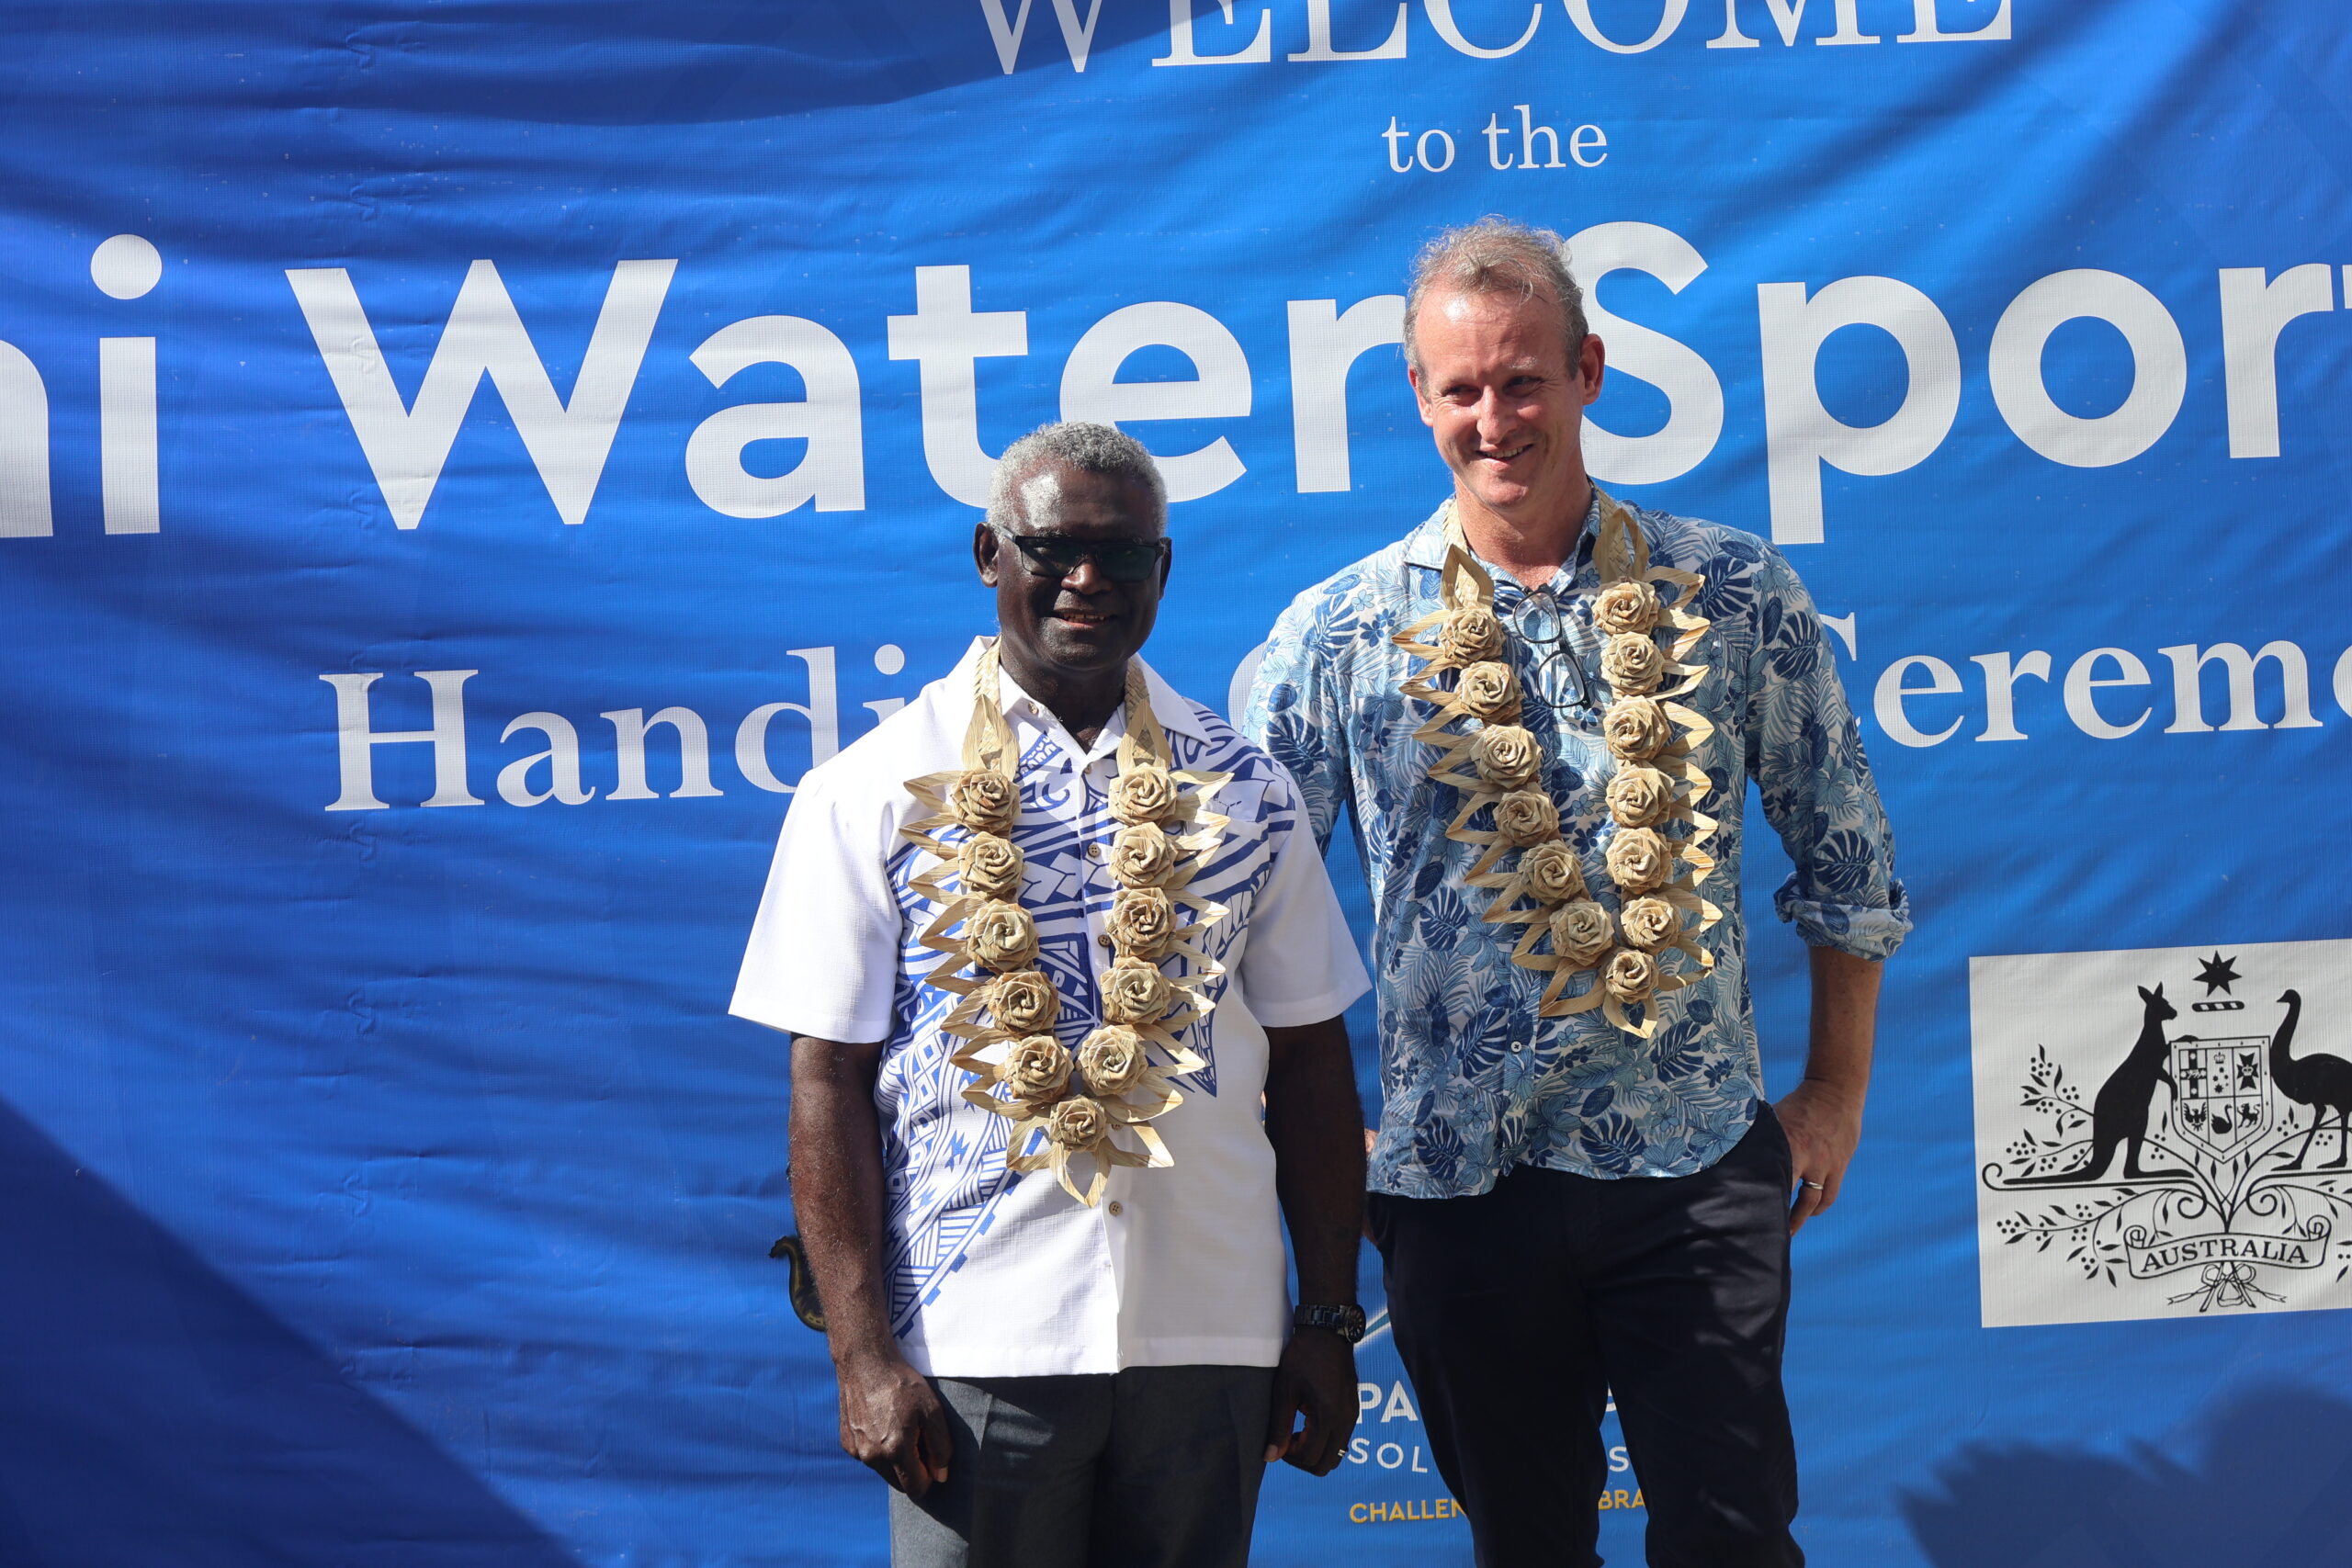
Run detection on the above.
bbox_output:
[986,422,1167,535]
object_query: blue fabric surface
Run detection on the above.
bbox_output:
[1,4,2349,1564]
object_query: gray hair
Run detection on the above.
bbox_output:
[1402,216,1588,378]
[985,421,1168,535]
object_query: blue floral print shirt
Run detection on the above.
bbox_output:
[1243,495,1910,1196]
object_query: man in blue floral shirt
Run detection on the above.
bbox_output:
[1244,220,1908,1567]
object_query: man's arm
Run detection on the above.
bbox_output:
[789,1034,952,1496]
[1260,1014,1365,1475]
[1738,544,1907,1236]
[1775,946,1883,1235]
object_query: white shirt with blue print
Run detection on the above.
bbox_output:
[735,638,1369,1376]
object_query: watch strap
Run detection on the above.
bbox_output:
[1293,1303,1367,1343]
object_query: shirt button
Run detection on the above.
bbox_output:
[1087,843,1103,861]
[1107,1201,1125,1216]
[1511,1040,1526,1053]
[1097,933,1113,949]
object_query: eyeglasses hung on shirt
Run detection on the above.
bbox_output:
[1002,532,1170,585]
[1499,586,1595,712]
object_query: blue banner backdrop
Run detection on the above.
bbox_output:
[3,3,2350,1563]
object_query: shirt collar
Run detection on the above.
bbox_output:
[1399,492,1604,598]
[946,636,1212,750]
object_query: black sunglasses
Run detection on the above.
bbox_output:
[1001,532,1168,584]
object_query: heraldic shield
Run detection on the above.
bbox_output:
[2171,1034,2273,1162]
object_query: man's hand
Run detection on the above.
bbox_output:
[1779,946,1882,1235]
[1775,1078,1863,1235]
[835,1349,953,1497]
[1262,1330,1357,1475]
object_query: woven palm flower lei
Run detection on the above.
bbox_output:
[1394,495,1724,1038]
[899,641,1234,1207]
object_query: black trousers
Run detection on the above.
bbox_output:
[1368,1107,1801,1568]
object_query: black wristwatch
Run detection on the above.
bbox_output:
[1293,1303,1367,1344]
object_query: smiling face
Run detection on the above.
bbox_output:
[1408,285,1606,534]
[974,459,1168,687]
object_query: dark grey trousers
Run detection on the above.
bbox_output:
[887,1364,1276,1568]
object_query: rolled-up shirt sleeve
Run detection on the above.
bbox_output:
[1234,767,1371,1028]
[729,760,905,1042]
[1744,545,1912,960]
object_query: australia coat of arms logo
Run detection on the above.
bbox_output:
[1972,939,2352,1327]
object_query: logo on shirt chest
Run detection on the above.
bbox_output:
[1972,940,2352,1325]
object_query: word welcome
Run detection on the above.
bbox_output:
[983,0,2013,75]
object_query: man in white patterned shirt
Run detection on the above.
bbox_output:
[735,423,1373,1568]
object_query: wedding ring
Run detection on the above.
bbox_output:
[1801,1179,1826,1190]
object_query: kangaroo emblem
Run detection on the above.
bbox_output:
[2271,989,2352,1171]
[2011,984,2188,1184]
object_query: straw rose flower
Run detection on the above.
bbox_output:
[1471,724,1542,790]
[1605,765,1675,829]
[1592,579,1660,637]
[1100,957,1174,1025]
[1108,887,1178,961]
[1600,633,1665,694]
[1456,660,1521,723]
[948,769,1018,833]
[988,969,1059,1034]
[1046,1095,1109,1150]
[995,1033,1071,1103]
[1605,828,1673,894]
[967,898,1038,971]
[958,832,1024,899]
[1437,606,1504,665]
[1620,897,1680,952]
[1078,1027,1150,1099]
[1111,763,1180,826]
[1550,899,1615,967]
[1109,822,1179,888]
[1520,840,1586,904]
[1494,789,1559,848]
[1601,696,1673,762]
[1603,947,1660,1005]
